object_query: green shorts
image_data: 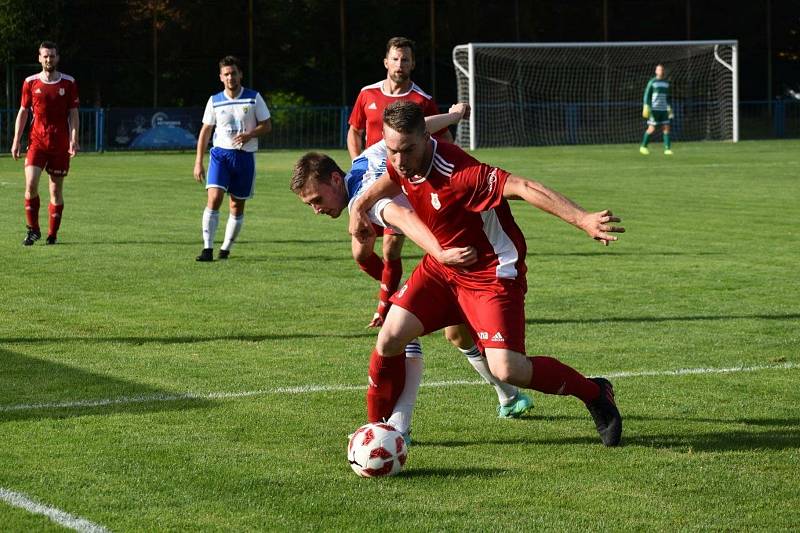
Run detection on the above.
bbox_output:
[647,110,671,126]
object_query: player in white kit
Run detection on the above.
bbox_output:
[194,55,272,261]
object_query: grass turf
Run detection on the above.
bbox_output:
[1,140,798,530]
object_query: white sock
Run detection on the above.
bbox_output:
[221,213,244,251]
[387,339,423,434]
[202,207,219,249]
[460,345,519,406]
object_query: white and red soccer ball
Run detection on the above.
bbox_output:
[347,422,408,477]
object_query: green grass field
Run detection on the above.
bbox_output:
[1,140,798,531]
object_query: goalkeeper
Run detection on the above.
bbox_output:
[640,64,673,155]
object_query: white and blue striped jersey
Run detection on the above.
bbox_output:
[345,140,389,207]
[202,88,270,152]
[345,140,411,231]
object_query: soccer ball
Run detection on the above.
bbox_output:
[347,422,408,477]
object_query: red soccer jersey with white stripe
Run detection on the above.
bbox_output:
[349,81,443,148]
[387,140,528,286]
[20,73,79,153]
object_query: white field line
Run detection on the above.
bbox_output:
[0,488,110,533]
[1,362,797,414]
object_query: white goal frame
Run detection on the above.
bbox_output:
[452,40,738,150]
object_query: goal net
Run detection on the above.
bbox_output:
[452,41,738,149]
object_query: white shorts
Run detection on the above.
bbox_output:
[349,193,411,235]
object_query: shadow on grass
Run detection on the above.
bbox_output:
[0,331,375,345]
[526,312,800,326]
[0,347,214,423]
[402,467,509,478]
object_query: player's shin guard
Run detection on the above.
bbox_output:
[48,203,63,237]
[25,196,40,230]
[356,253,383,282]
[221,213,244,251]
[202,207,219,249]
[527,356,600,404]
[366,349,406,423]
[386,340,423,433]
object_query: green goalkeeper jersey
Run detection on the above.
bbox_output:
[643,77,670,111]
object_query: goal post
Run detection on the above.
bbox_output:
[452,40,738,150]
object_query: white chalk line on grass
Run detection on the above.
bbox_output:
[1,362,796,415]
[0,487,110,533]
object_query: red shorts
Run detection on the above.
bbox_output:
[25,147,70,177]
[372,223,399,237]
[390,255,527,353]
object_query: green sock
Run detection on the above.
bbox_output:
[664,134,671,149]
[641,132,651,147]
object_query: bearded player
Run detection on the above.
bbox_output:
[12,41,80,246]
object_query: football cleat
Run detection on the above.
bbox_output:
[195,248,214,262]
[586,377,622,447]
[218,249,230,260]
[497,392,534,419]
[23,227,41,246]
[664,149,674,155]
[639,146,650,155]
[45,235,57,245]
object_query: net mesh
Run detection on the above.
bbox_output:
[453,43,735,148]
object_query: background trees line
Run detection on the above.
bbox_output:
[1,0,798,110]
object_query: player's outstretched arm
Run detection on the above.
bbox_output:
[11,108,29,160]
[382,202,477,267]
[503,175,625,245]
[193,124,215,182]
[349,173,402,242]
[423,103,469,135]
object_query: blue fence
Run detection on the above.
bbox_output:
[1,100,798,153]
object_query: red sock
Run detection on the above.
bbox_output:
[528,356,600,404]
[25,196,40,230]
[356,253,383,282]
[377,258,403,320]
[366,349,406,423]
[48,203,64,238]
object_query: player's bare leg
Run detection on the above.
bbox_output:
[484,347,622,446]
[198,187,226,262]
[444,325,531,417]
[45,174,65,244]
[22,166,44,245]
[219,196,245,259]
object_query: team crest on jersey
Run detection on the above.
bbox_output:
[58,88,65,96]
[243,106,249,114]
[487,168,498,193]
[430,193,441,210]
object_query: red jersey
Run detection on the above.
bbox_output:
[387,140,528,285]
[348,81,444,148]
[20,73,79,153]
